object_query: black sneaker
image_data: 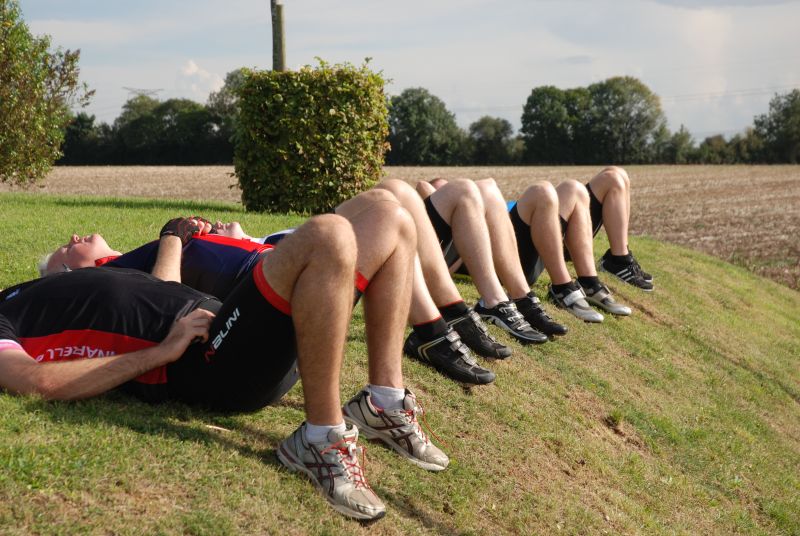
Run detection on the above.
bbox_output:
[627,249,653,282]
[447,308,512,359]
[599,250,654,291]
[403,328,496,385]
[514,293,568,337]
[474,300,548,344]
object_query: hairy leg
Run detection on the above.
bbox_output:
[587,166,631,256]
[557,180,597,278]
[376,179,463,308]
[516,181,572,285]
[428,179,508,307]
[474,178,531,300]
[335,189,416,388]
[261,214,356,426]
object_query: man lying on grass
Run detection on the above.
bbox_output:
[1,199,447,521]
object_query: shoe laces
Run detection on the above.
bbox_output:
[406,397,451,451]
[321,436,370,490]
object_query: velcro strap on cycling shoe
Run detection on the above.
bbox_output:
[591,287,610,302]
[563,289,586,307]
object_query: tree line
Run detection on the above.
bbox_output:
[59,72,800,166]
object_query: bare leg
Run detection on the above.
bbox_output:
[376,179,463,308]
[428,179,508,307]
[516,181,573,285]
[557,180,597,278]
[262,214,356,426]
[474,178,534,300]
[587,166,631,256]
[335,190,416,389]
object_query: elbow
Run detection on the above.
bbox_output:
[31,374,72,401]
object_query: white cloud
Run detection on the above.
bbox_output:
[176,60,224,102]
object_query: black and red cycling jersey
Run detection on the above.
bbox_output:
[0,267,218,389]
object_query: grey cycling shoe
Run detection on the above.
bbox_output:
[582,284,632,316]
[548,285,604,323]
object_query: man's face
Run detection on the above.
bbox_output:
[47,234,121,273]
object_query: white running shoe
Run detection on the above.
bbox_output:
[343,389,449,472]
[277,423,385,520]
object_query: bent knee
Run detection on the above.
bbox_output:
[358,187,400,207]
[446,178,483,204]
[598,166,630,191]
[475,178,505,203]
[522,180,559,209]
[303,214,357,263]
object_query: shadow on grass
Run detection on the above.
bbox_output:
[52,197,244,214]
[21,392,287,469]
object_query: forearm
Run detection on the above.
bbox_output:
[29,344,181,400]
[151,235,183,282]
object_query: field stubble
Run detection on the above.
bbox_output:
[3,164,799,289]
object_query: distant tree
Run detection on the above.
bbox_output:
[754,89,800,163]
[695,135,733,164]
[469,116,514,164]
[662,125,695,164]
[521,86,577,164]
[207,68,247,157]
[387,87,470,165]
[0,0,92,184]
[58,112,100,164]
[728,128,763,164]
[586,76,667,164]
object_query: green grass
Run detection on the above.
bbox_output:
[1,192,799,535]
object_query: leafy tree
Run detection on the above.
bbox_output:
[728,128,763,164]
[754,89,800,163]
[695,135,733,164]
[59,112,100,164]
[663,125,695,164]
[387,87,469,165]
[521,86,576,164]
[586,76,666,164]
[469,116,514,164]
[0,0,92,184]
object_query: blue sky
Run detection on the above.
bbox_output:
[20,0,800,140]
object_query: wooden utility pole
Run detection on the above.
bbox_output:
[271,0,286,71]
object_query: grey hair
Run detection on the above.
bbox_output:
[38,253,71,277]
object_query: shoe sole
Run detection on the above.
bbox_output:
[479,315,548,344]
[277,444,386,521]
[403,346,496,385]
[342,412,448,472]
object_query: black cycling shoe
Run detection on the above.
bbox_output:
[403,328,496,385]
[474,300,548,344]
[599,249,654,291]
[447,308,512,359]
[514,293,568,337]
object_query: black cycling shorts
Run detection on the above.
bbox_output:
[586,183,603,237]
[166,257,299,412]
[424,196,461,269]
[510,203,547,286]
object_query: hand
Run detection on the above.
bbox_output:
[159,308,215,361]
[160,217,209,245]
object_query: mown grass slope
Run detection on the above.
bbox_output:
[0,192,798,535]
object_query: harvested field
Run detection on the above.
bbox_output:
[3,165,799,289]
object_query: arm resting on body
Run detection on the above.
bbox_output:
[150,234,184,282]
[0,309,214,400]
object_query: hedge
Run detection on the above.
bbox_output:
[234,61,389,214]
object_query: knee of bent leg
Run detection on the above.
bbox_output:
[449,178,484,211]
[359,187,400,207]
[303,214,357,267]
[376,178,415,201]
[601,166,630,192]
[522,180,558,210]
[475,178,505,204]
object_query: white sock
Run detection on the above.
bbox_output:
[304,421,346,444]
[367,384,406,411]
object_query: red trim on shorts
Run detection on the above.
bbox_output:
[355,271,369,293]
[439,299,465,308]
[95,256,120,267]
[413,315,443,327]
[252,258,292,315]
